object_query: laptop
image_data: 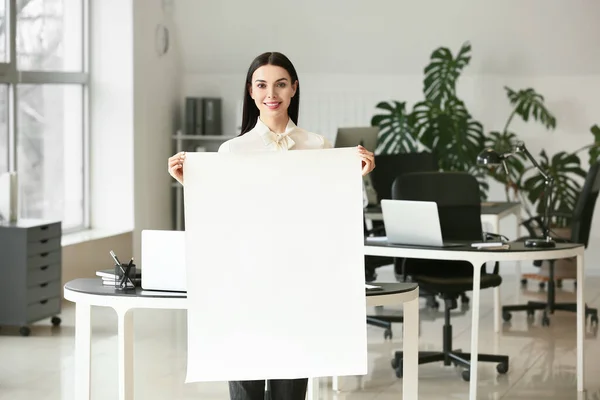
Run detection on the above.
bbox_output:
[380,199,465,248]
[141,229,187,292]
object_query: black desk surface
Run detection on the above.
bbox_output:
[365,201,520,216]
[364,239,583,253]
[65,278,417,298]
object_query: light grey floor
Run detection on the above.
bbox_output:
[2,265,600,400]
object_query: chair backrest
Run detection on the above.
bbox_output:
[370,152,438,202]
[392,172,483,241]
[391,171,482,278]
[570,162,600,246]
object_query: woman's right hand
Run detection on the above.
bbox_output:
[168,152,186,185]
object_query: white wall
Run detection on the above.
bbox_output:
[173,0,600,272]
[90,0,135,231]
[132,0,182,261]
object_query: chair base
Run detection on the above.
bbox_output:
[502,301,599,326]
[391,350,509,382]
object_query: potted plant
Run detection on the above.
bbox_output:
[371,41,600,228]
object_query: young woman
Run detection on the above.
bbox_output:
[168,52,375,400]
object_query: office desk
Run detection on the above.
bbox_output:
[365,201,521,236]
[64,278,420,400]
[364,240,585,400]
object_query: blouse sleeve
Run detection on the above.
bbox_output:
[218,141,231,153]
[322,137,334,149]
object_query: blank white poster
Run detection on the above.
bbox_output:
[183,148,367,383]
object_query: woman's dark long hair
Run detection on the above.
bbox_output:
[240,52,300,136]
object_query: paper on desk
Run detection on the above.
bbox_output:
[183,149,368,382]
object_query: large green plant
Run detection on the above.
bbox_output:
[371,42,489,195]
[371,41,600,228]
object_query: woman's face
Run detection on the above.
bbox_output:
[249,64,297,119]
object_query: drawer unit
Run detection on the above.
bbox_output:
[0,220,62,336]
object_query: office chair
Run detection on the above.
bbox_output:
[369,152,438,203]
[389,171,509,382]
[363,218,401,339]
[502,162,600,326]
[367,152,461,307]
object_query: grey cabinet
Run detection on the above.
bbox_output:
[0,219,62,336]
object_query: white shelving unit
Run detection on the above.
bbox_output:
[172,131,237,230]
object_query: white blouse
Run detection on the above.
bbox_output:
[218,117,332,153]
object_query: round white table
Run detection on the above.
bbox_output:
[364,239,587,400]
[64,278,419,400]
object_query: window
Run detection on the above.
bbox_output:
[0,0,88,232]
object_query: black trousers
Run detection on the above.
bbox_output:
[228,378,308,400]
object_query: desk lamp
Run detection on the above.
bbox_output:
[477,141,556,248]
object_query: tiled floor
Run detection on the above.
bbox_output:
[2,265,600,399]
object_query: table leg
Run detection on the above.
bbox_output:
[306,377,319,400]
[117,308,134,400]
[75,303,92,400]
[576,253,585,392]
[468,262,483,400]
[493,286,501,333]
[332,376,339,391]
[402,292,419,400]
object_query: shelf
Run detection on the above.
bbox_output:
[173,135,236,140]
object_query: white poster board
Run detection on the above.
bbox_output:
[183,148,368,382]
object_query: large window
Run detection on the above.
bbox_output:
[0,0,88,232]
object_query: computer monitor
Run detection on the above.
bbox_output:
[334,127,380,153]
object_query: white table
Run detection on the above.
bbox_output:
[64,279,420,400]
[364,240,586,400]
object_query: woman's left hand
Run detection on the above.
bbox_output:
[358,145,375,176]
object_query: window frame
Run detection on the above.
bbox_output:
[0,0,90,233]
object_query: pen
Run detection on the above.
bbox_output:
[120,257,135,287]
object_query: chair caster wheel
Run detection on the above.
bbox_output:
[19,326,31,337]
[539,282,546,290]
[51,316,61,327]
[526,309,535,318]
[384,328,393,340]
[542,315,550,326]
[496,362,509,374]
[461,370,470,381]
[502,311,512,322]
[520,279,527,287]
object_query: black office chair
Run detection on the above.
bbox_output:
[389,171,509,382]
[502,162,600,326]
[363,218,401,339]
[370,152,438,203]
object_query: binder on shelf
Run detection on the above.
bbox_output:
[184,97,222,136]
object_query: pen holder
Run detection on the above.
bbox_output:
[114,263,137,290]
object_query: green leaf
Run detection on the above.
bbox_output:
[480,131,527,192]
[504,87,557,130]
[412,98,486,176]
[423,41,472,106]
[589,124,600,164]
[522,150,586,227]
[370,101,418,155]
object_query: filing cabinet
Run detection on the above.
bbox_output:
[0,219,62,336]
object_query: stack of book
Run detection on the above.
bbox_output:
[96,268,142,287]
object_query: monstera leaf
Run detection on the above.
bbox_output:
[589,124,600,164]
[504,87,557,130]
[483,131,527,195]
[370,101,418,154]
[423,42,472,105]
[522,150,587,227]
[413,98,485,173]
